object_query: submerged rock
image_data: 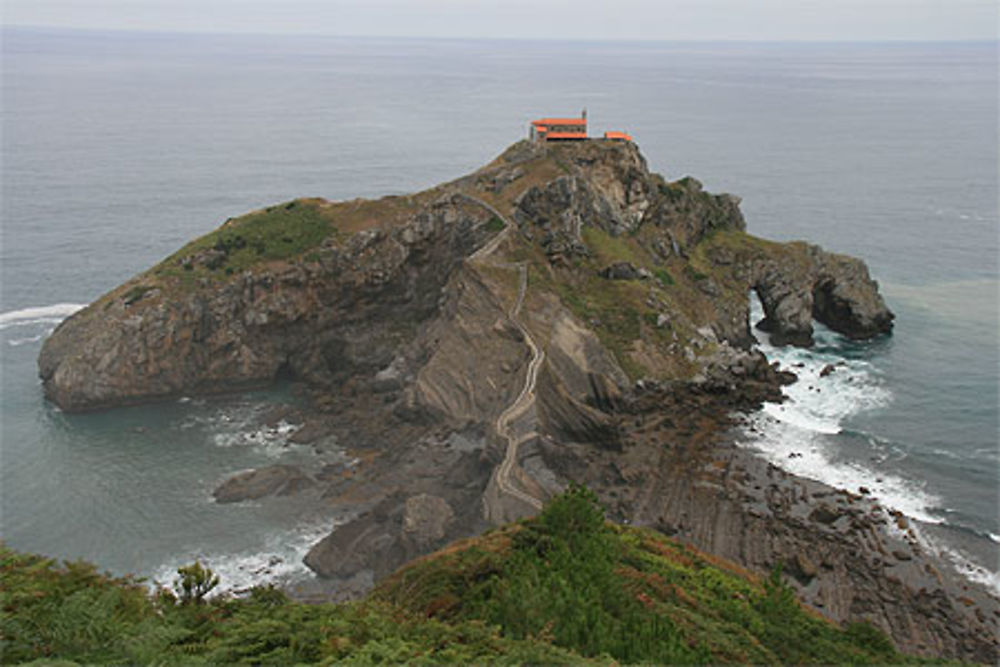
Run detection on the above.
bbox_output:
[213,465,314,503]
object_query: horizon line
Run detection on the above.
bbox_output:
[3,23,998,45]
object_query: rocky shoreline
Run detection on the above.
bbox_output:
[210,358,998,662]
[206,358,997,662]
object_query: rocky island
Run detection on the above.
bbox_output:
[39,139,997,662]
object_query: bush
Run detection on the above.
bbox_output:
[174,561,219,605]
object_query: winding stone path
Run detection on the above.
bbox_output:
[460,194,545,511]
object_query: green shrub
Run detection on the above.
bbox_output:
[122,284,153,305]
[174,561,219,605]
[0,545,585,665]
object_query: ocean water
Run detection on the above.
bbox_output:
[2,28,997,593]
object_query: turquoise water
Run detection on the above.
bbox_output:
[2,28,996,591]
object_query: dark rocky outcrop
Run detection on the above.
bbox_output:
[642,176,746,251]
[213,465,314,503]
[536,365,622,450]
[750,245,894,346]
[599,261,647,280]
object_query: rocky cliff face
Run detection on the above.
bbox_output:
[37,141,999,663]
[39,140,891,412]
[39,197,497,411]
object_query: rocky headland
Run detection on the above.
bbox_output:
[40,140,998,661]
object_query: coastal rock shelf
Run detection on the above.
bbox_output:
[37,140,1000,663]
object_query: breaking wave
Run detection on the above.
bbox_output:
[738,300,941,523]
[0,303,85,330]
[1,303,85,346]
[150,519,336,597]
[925,534,1000,596]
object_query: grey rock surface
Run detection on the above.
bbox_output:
[213,465,314,503]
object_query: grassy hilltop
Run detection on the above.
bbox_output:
[2,487,914,665]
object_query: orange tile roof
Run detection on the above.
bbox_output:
[604,131,633,141]
[532,118,586,126]
[544,131,588,139]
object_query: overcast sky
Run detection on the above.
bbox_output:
[2,0,997,41]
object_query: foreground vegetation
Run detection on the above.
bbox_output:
[2,487,913,665]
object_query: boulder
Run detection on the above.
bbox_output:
[213,465,314,503]
[787,552,819,583]
[809,504,843,525]
[401,494,455,550]
[600,262,642,280]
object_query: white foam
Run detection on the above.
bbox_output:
[178,402,304,457]
[212,420,301,458]
[740,296,945,523]
[916,530,1000,597]
[739,300,1000,591]
[0,303,85,330]
[740,411,944,524]
[751,301,892,438]
[762,401,841,435]
[7,332,49,346]
[150,519,337,597]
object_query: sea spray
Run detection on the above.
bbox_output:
[0,303,85,329]
[178,401,309,460]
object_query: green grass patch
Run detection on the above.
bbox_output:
[654,268,675,286]
[153,199,338,281]
[684,264,710,282]
[485,216,506,233]
[581,225,646,267]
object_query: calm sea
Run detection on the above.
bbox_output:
[2,28,997,592]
